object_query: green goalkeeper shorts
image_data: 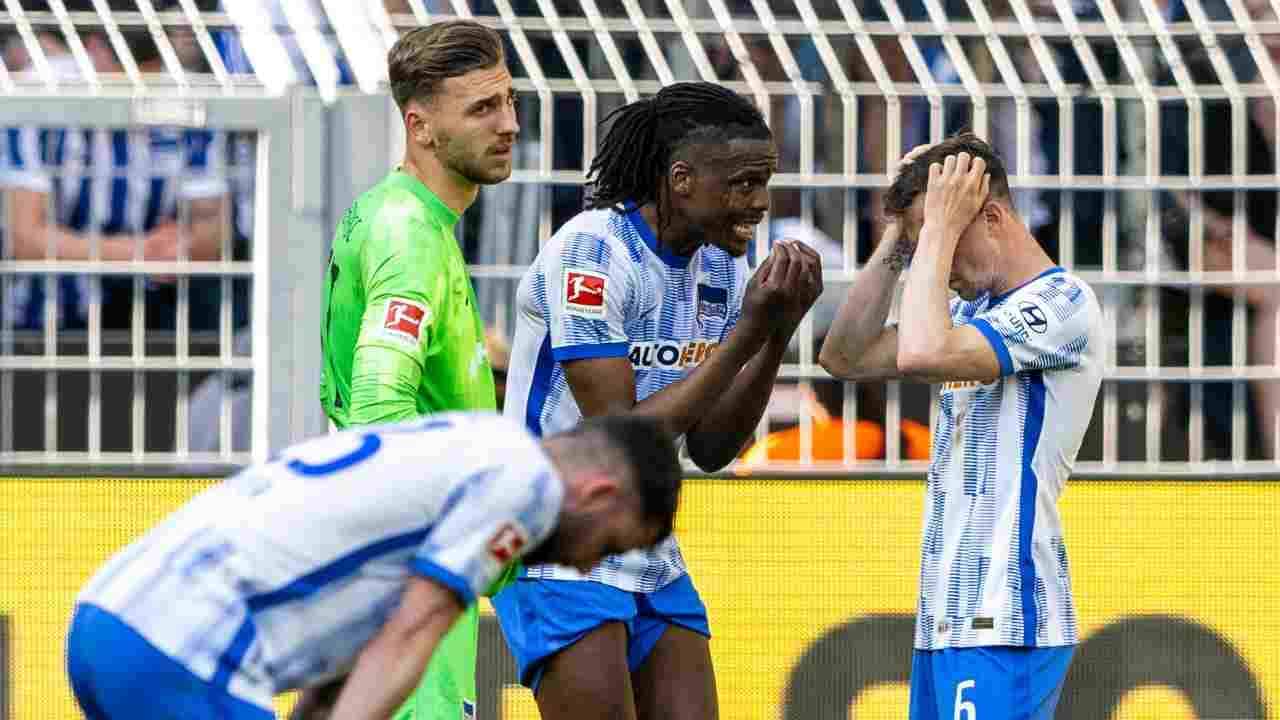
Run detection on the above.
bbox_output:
[392,563,520,720]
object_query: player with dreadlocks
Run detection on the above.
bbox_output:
[496,81,823,719]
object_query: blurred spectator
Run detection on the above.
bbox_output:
[188,330,252,454]
[0,5,232,332]
[1159,0,1279,459]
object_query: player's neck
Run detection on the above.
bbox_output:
[400,149,478,216]
[989,228,1056,297]
[637,204,699,257]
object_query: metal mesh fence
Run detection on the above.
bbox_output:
[3,1,1280,473]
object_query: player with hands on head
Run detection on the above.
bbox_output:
[65,413,683,720]
[820,133,1105,720]
[497,81,821,720]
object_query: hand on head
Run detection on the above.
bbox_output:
[922,151,991,237]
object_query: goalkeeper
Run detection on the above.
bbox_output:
[313,20,519,720]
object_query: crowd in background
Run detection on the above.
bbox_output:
[1,0,1276,462]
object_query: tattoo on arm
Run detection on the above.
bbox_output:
[882,234,915,272]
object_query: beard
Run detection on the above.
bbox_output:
[436,132,512,186]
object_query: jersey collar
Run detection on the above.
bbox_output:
[622,202,695,270]
[389,169,462,228]
[987,266,1065,307]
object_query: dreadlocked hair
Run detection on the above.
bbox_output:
[584,82,772,212]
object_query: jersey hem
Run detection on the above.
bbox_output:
[409,558,477,606]
[521,566,689,592]
[969,317,1014,376]
[551,342,630,362]
[912,639,1079,651]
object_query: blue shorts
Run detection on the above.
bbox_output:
[909,646,1074,720]
[491,574,711,692]
[66,604,274,720]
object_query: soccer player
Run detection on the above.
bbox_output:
[497,82,823,720]
[819,134,1104,719]
[65,412,682,720]
[317,20,516,720]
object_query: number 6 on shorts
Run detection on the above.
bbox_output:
[954,679,977,720]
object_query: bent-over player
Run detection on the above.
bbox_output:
[66,413,681,720]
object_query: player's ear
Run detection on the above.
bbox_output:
[982,200,1002,228]
[578,472,623,509]
[405,101,434,148]
[669,160,694,198]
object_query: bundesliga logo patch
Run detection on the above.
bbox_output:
[563,269,607,318]
[487,522,528,564]
[382,298,430,344]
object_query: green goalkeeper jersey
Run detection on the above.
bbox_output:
[320,169,496,426]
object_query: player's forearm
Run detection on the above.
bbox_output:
[685,339,787,471]
[631,329,764,436]
[819,240,903,378]
[348,345,422,425]
[897,224,958,372]
[329,604,460,720]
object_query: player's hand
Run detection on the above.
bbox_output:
[922,151,990,241]
[768,239,824,342]
[737,249,782,345]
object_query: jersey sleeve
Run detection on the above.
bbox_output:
[347,345,423,425]
[542,232,635,362]
[1,127,52,192]
[347,213,447,423]
[966,274,1098,376]
[356,213,447,364]
[409,466,560,605]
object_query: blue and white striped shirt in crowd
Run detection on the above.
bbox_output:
[0,125,227,330]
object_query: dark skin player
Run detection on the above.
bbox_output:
[536,83,822,720]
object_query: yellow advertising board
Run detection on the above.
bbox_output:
[2,477,1277,719]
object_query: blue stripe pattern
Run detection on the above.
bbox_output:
[1019,371,1047,645]
[524,336,556,437]
[552,342,630,362]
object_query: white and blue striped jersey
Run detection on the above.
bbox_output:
[75,413,564,708]
[0,124,226,329]
[915,268,1104,651]
[505,205,749,593]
